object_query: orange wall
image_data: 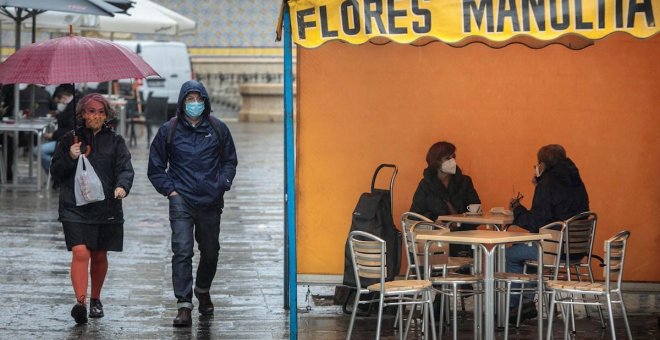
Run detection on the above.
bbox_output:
[296,34,660,281]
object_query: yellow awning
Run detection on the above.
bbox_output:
[283,0,659,48]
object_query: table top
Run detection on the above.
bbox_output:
[0,118,53,132]
[415,229,550,244]
[436,212,514,225]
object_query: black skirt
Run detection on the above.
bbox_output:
[62,222,123,251]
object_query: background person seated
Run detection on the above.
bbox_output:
[40,85,78,176]
[506,144,589,322]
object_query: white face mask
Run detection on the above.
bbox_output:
[56,102,67,112]
[535,163,544,177]
[441,158,457,175]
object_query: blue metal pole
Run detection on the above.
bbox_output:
[283,4,297,340]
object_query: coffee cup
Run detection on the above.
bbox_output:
[467,204,482,213]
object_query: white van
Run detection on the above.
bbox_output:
[114,40,193,111]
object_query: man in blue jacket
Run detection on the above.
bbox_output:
[148,80,237,327]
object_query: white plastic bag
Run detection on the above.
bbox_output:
[74,154,106,206]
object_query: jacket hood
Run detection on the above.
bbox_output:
[176,80,211,119]
[543,158,584,187]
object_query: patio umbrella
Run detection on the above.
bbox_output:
[0,27,159,151]
[19,0,196,36]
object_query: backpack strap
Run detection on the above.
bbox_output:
[165,116,223,161]
[165,117,178,161]
[206,115,224,155]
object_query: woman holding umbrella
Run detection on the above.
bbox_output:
[50,93,134,324]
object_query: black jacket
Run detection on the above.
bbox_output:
[50,126,134,224]
[147,80,237,208]
[410,167,481,221]
[513,158,589,233]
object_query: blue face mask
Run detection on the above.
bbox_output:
[184,102,204,118]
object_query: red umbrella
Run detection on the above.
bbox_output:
[0,33,158,85]
[0,28,159,153]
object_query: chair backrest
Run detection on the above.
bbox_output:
[348,230,386,290]
[401,212,433,278]
[144,96,169,125]
[604,230,631,292]
[564,211,597,264]
[538,221,567,280]
[410,221,450,278]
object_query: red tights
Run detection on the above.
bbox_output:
[71,245,108,304]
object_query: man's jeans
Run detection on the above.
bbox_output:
[169,194,222,309]
[40,141,56,173]
[506,243,538,308]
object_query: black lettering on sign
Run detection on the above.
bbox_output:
[388,0,408,34]
[498,0,521,32]
[522,0,546,31]
[549,0,570,30]
[575,0,593,29]
[627,0,656,28]
[616,0,624,27]
[463,0,495,32]
[364,0,386,34]
[341,0,361,35]
[297,8,316,39]
[320,5,339,37]
[412,0,432,33]
[598,0,606,28]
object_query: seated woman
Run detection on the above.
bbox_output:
[410,141,481,257]
[506,144,589,322]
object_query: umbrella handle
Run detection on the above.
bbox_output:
[73,135,92,157]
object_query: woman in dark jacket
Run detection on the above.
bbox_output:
[50,93,134,324]
[506,144,589,320]
[410,141,481,256]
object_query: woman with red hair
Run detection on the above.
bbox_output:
[50,93,134,324]
[410,141,481,256]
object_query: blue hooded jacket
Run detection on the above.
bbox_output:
[147,80,237,207]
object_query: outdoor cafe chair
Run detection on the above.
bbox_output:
[396,212,473,330]
[494,221,566,338]
[410,221,483,340]
[563,211,606,326]
[546,230,633,340]
[523,211,605,331]
[401,212,473,280]
[346,230,436,340]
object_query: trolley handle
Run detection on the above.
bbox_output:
[371,164,397,192]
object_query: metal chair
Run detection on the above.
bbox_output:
[523,211,605,332]
[563,212,606,326]
[546,230,633,340]
[494,221,566,338]
[396,212,473,330]
[346,230,436,340]
[411,221,483,340]
[401,212,472,281]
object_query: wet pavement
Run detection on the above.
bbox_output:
[0,121,658,339]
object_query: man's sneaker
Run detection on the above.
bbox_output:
[89,299,104,318]
[71,303,88,324]
[194,290,214,315]
[172,307,192,327]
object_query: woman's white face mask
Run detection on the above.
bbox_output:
[535,163,545,177]
[441,158,457,175]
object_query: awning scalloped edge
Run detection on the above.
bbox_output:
[289,31,659,50]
